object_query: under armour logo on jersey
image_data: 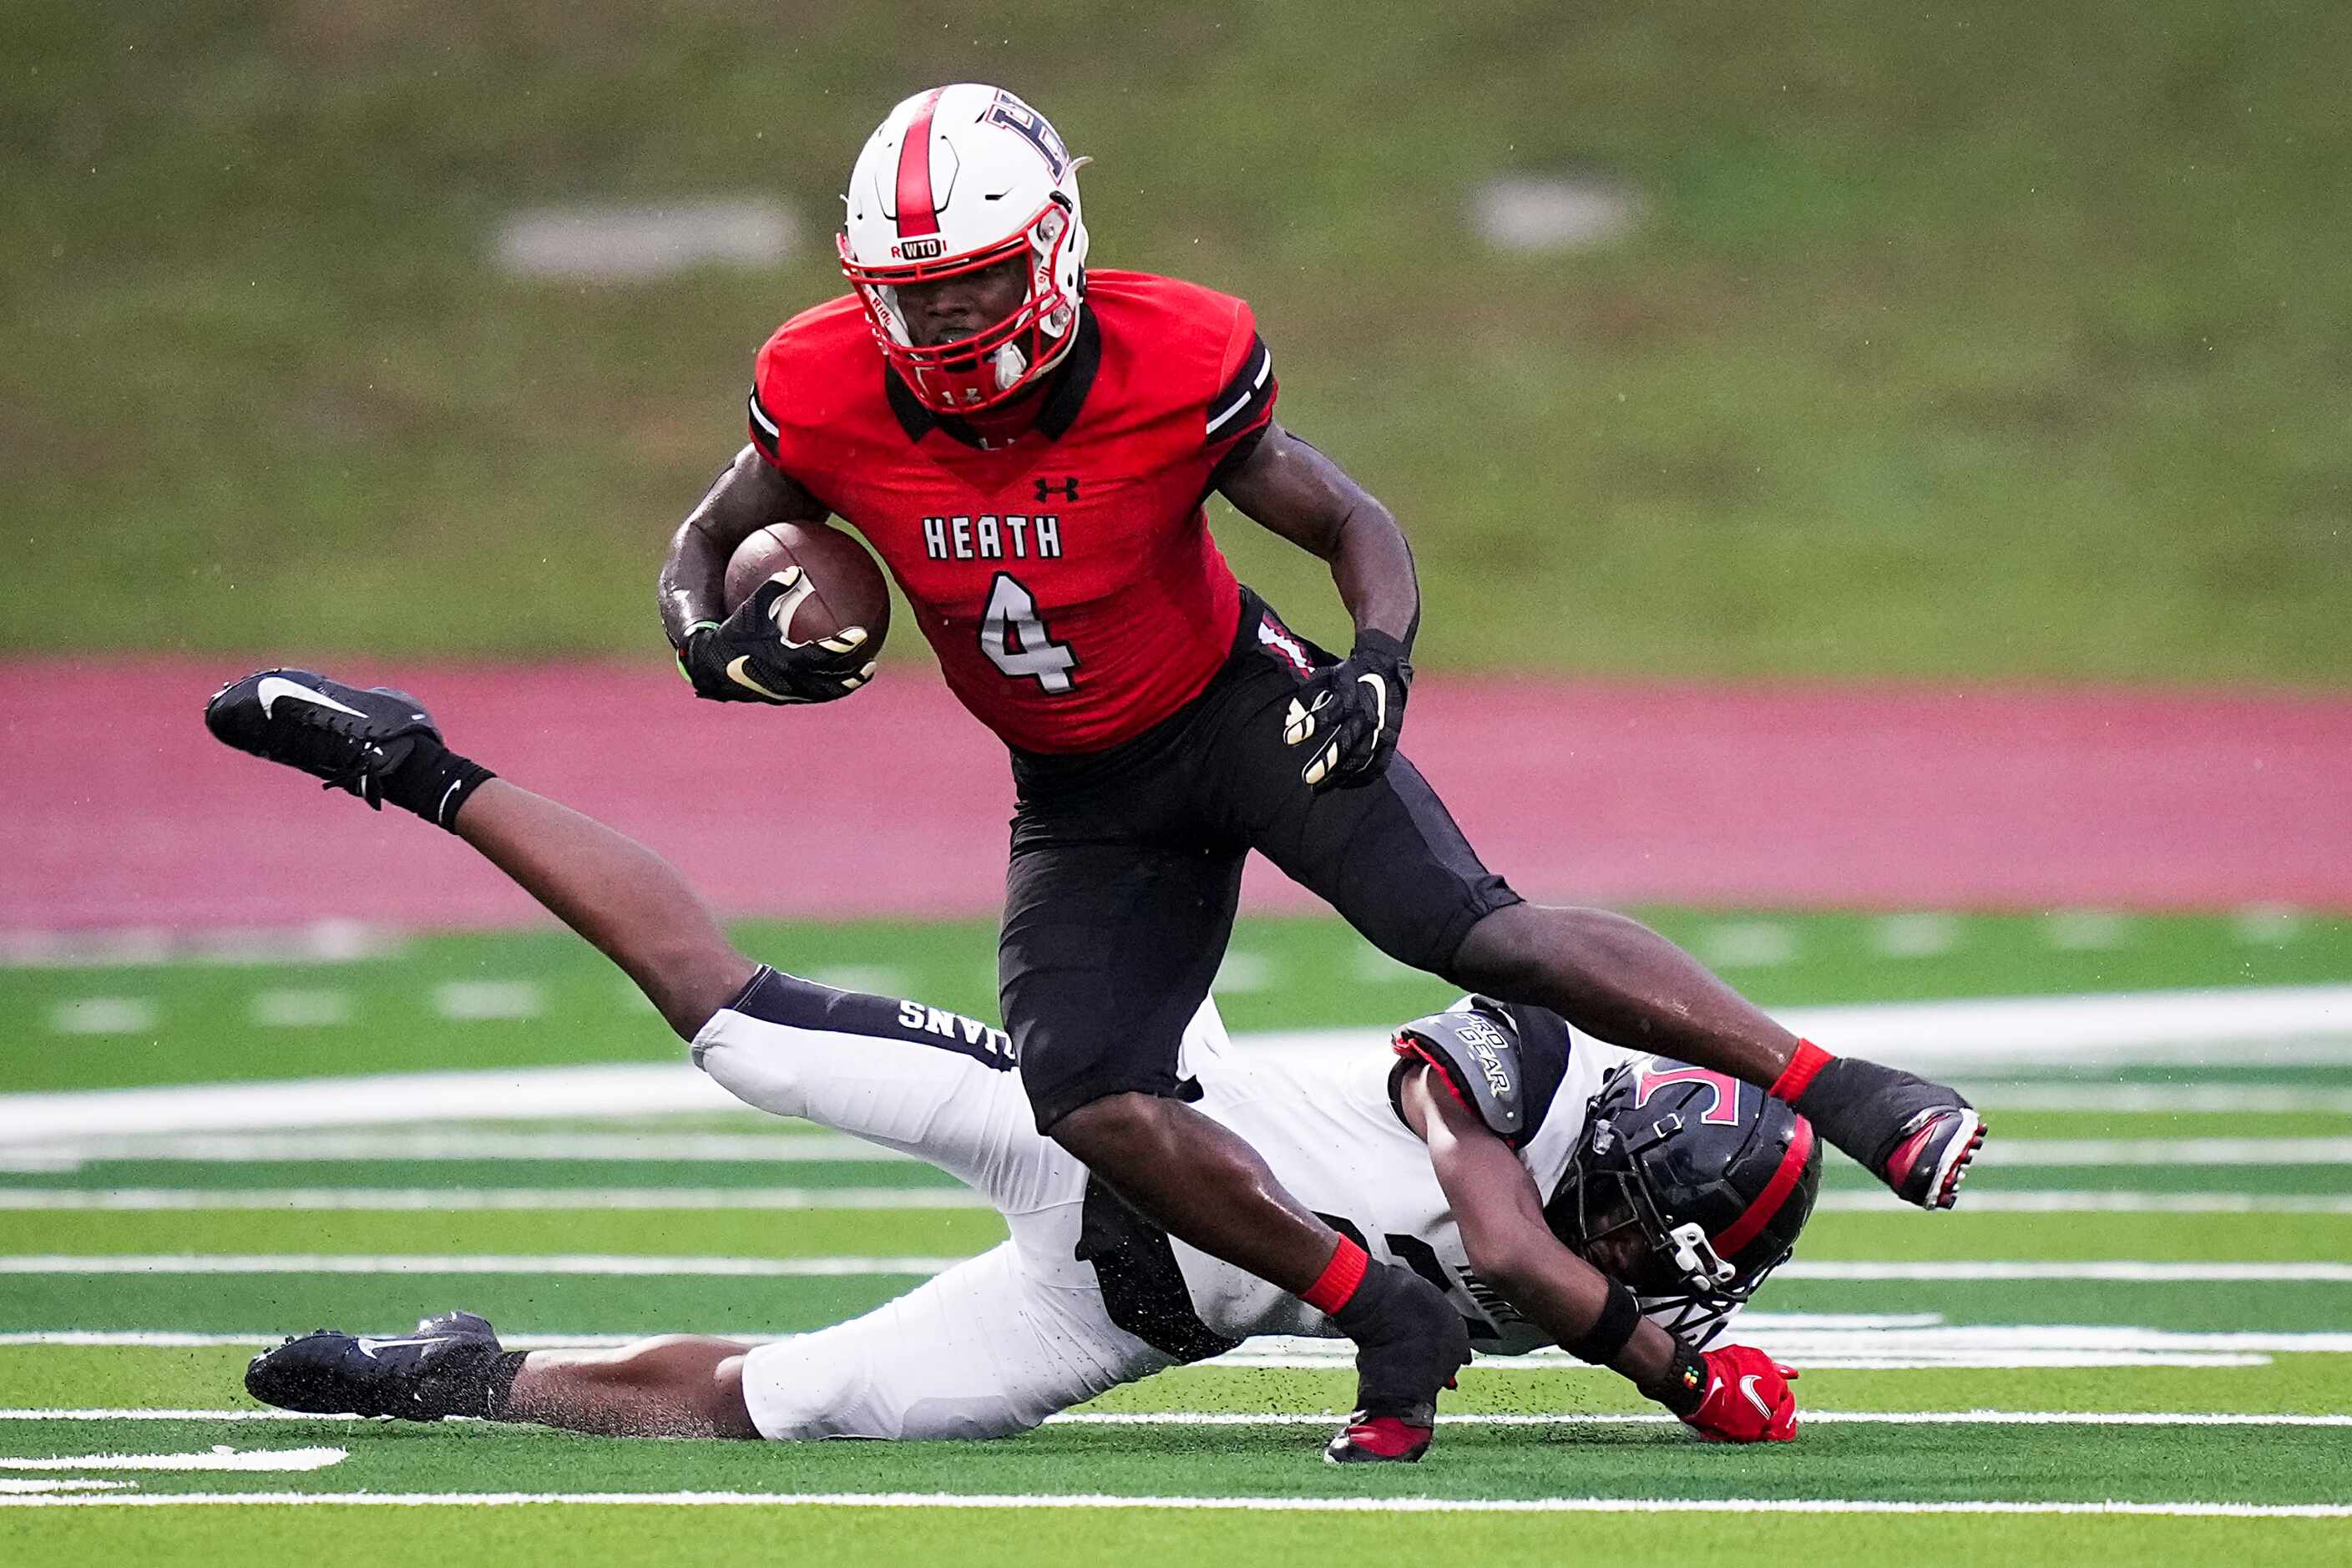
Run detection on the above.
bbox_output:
[1034,475,1080,503]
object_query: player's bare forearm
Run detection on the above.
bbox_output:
[656,446,830,647]
[1218,422,1419,646]
[1400,1066,1678,1391]
[453,780,756,1039]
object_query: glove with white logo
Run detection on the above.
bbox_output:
[677,567,875,705]
[1281,629,1412,790]
[1662,1343,1799,1444]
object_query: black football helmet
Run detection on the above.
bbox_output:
[1545,1056,1820,1344]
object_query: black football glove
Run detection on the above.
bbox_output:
[1281,628,1413,790]
[677,566,876,705]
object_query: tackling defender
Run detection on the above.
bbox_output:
[212,670,1811,1454]
[654,84,1980,1458]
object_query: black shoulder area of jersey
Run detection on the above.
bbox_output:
[747,383,783,462]
[1206,333,1273,446]
[714,965,1015,1073]
[1493,1000,1571,1144]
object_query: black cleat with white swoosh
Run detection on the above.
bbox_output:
[205,669,442,809]
[245,1310,508,1420]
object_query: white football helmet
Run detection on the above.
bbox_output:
[838,83,1090,413]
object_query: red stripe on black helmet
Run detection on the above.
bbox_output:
[893,89,945,238]
[1712,1115,1815,1259]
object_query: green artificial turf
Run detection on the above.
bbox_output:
[8,908,2349,1091]
[8,1507,2349,1568]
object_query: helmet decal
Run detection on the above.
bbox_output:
[984,90,1072,180]
[892,88,945,239]
[1631,1063,1743,1126]
[838,83,1093,414]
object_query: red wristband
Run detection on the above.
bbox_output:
[1769,1039,1834,1104]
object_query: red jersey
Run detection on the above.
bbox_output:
[746,270,1277,755]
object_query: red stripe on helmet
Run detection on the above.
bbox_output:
[893,89,945,238]
[1712,1115,1814,1259]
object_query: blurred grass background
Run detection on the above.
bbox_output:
[7,0,2346,680]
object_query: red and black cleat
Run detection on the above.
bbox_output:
[1883,1105,1986,1211]
[1324,1409,1434,1464]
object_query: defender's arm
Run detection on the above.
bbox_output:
[1397,1063,1684,1393]
[656,445,831,649]
[1216,422,1419,646]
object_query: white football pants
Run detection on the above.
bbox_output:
[690,987,1176,1440]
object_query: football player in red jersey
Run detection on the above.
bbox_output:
[657,83,1981,1462]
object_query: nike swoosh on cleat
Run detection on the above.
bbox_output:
[352,1336,440,1359]
[256,676,368,721]
[724,656,793,702]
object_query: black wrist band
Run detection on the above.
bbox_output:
[1565,1279,1642,1366]
[1353,627,1414,668]
[1648,1340,1708,1418]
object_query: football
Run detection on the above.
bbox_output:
[724,522,891,660]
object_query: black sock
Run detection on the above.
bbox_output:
[483,1349,529,1419]
[1793,1056,1913,1167]
[1328,1257,1405,1338]
[410,1343,527,1420]
[377,739,497,832]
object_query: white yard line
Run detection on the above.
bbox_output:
[1968,1084,2352,1114]
[1869,913,1961,959]
[3,1130,917,1168]
[1975,1137,2352,1166]
[7,1324,2347,1369]
[1208,1328,2352,1369]
[8,984,2352,1147]
[16,1186,2341,1216]
[44,999,157,1037]
[0,1254,960,1277]
[1776,1261,2352,1282]
[0,1448,343,1472]
[4,1409,2347,1428]
[1053,1410,2352,1429]
[3,1490,2347,1517]
[1813,1191,2352,1214]
[13,1127,2352,1174]
[9,1185,2342,1222]
[429,982,544,1022]
[0,1067,746,1147]
[0,922,396,970]
[0,1334,655,1349]
[0,1408,368,1419]
[0,1187,988,1211]
[3,1255,2338,1282]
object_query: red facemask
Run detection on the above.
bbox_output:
[838,201,1081,414]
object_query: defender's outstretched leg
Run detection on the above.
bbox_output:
[205,669,756,1039]
[244,1312,759,1437]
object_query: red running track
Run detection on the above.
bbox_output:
[3,659,2347,932]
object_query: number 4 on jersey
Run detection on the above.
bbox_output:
[980,572,1079,693]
